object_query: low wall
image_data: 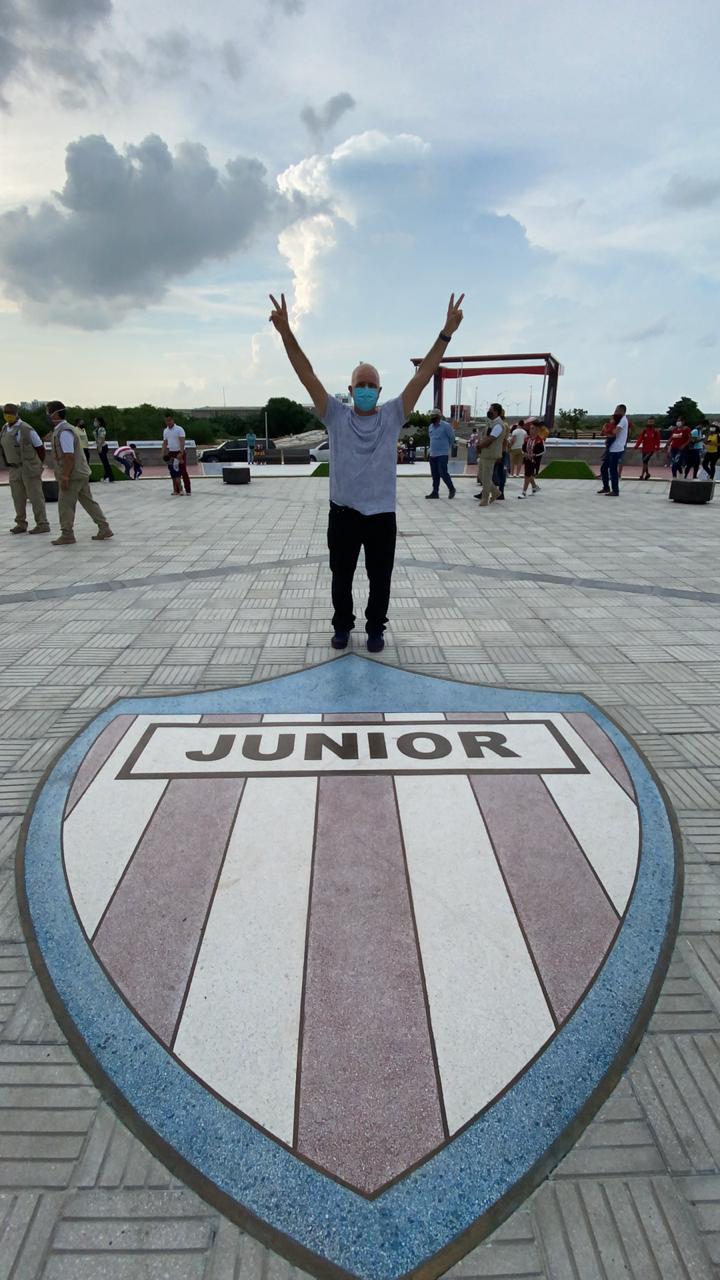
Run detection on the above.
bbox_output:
[90,440,199,466]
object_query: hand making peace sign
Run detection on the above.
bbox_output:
[269,293,291,336]
[444,292,465,336]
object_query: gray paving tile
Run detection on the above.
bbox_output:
[553,1079,665,1179]
[630,1035,720,1174]
[532,1177,716,1280]
[681,1175,720,1268]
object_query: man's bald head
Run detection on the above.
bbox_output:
[351,363,380,388]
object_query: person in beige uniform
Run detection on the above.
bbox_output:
[474,403,505,506]
[46,401,113,546]
[1,404,50,535]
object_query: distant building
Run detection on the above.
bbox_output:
[450,404,472,422]
[183,406,263,421]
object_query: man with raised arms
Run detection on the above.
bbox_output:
[269,291,465,653]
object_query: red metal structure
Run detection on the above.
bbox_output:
[411,352,562,428]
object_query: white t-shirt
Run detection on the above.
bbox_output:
[321,395,405,515]
[509,426,527,450]
[163,424,186,452]
[489,422,503,439]
[58,428,77,455]
[609,416,629,453]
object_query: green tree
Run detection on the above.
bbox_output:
[402,410,432,446]
[557,407,588,439]
[666,396,704,428]
[263,396,316,438]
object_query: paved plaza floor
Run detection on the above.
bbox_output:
[1,471,720,1278]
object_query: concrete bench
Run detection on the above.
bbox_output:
[669,479,714,504]
[280,450,312,464]
[222,465,250,485]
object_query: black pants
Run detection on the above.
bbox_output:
[703,452,717,479]
[99,445,114,481]
[327,503,396,634]
[683,449,701,479]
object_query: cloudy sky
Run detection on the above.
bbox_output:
[1,0,719,414]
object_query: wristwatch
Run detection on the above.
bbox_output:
[439,331,451,342]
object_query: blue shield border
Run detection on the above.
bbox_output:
[17,655,681,1280]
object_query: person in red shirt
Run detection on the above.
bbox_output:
[666,418,691,477]
[634,417,661,480]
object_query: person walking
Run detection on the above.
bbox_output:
[598,403,629,496]
[467,428,478,468]
[666,417,690,477]
[683,423,705,479]
[493,411,510,500]
[162,413,191,495]
[47,401,113,545]
[474,404,505,506]
[93,416,114,482]
[246,429,257,464]
[75,419,91,466]
[517,421,544,498]
[509,419,527,476]
[634,418,661,480]
[128,443,143,479]
[425,408,456,499]
[269,288,465,652]
[0,403,50,534]
[702,422,719,479]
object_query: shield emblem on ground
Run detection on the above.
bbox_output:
[19,656,680,1280]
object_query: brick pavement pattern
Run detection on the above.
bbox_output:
[1,473,719,1278]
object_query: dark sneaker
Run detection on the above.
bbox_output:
[92,527,114,540]
[425,492,439,499]
[597,488,611,494]
[28,526,50,534]
[448,488,456,499]
[367,632,385,653]
[10,526,27,534]
[331,630,349,650]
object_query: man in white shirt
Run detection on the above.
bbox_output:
[598,404,629,497]
[1,403,50,534]
[162,413,191,495]
[46,401,113,545]
[508,420,528,476]
[269,289,465,652]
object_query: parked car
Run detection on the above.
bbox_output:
[309,439,330,463]
[200,439,277,463]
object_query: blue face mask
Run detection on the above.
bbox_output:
[353,386,379,412]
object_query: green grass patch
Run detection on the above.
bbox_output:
[538,459,595,480]
[312,462,329,476]
[89,463,127,482]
